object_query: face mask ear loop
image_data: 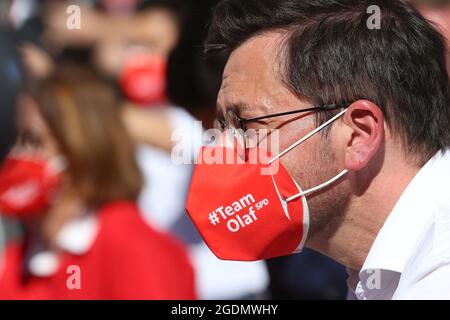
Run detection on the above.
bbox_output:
[268,108,348,165]
[285,169,349,202]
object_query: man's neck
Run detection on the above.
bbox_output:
[308,154,420,270]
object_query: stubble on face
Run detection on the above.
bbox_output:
[300,133,350,243]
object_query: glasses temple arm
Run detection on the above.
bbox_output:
[239,104,344,124]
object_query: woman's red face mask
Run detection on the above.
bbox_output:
[0,155,65,219]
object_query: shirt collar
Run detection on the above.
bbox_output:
[28,213,99,277]
[361,149,450,276]
[56,213,98,255]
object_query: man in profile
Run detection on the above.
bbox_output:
[203,0,450,299]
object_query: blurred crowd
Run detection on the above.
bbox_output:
[0,0,447,300]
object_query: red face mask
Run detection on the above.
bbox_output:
[186,109,348,261]
[119,53,167,107]
[0,155,64,218]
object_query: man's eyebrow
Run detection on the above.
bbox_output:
[216,102,254,124]
[225,102,251,117]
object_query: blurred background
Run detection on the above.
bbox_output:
[9,0,449,300]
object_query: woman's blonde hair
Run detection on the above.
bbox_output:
[29,64,143,206]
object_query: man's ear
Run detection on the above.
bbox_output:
[341,100,384,171]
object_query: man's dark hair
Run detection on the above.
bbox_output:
[205,0,450,164]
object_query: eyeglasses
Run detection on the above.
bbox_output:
[214,103,346,155]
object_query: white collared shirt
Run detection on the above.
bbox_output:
[26,213,98,278]
[351,149,450,300]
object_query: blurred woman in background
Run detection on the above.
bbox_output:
[0,64,196,299]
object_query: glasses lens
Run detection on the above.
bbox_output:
[221,110,246,159]
[213,119,224,131]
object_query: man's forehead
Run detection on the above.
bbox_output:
[218,32,288,113]
[223,32,286,80]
